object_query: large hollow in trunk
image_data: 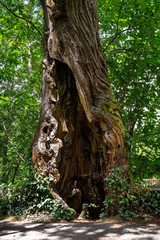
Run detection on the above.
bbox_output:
[32,0,126,213]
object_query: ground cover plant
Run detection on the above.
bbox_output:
[0,167,75,221]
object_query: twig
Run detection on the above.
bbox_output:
[0,1,42,37]
[106,48,136,59]
[117,0,124,33]
[103,27,132,51]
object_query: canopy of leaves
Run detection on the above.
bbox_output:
[98,0,160,179]
[0,0,43,184]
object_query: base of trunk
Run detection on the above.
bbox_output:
[32,60,126,213]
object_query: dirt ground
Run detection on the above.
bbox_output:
[0,216,160,240]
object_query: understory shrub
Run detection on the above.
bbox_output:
[82,203,100,219]
[100,167,160,220]
[0,170,74,221]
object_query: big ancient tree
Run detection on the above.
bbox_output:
[32,0,126,213]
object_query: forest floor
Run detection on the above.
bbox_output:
[0,216,160,240]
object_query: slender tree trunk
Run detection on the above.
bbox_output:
[1,135,8,183]
[32,0,126,214]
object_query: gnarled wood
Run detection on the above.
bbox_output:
[32,0,126,214]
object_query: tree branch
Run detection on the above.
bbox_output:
[117,0,124,33]
[102,27,132,51]
[0,1,42,37]
[120,49,143,102]
[102,17,159,52]
[106,48,136,59]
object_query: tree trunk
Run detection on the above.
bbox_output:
[1,135,8,183]
[32,0,126,214]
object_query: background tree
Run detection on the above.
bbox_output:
[98,0,160,179]
[0,0,43,184]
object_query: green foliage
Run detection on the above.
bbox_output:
[51,201,74,221]
[82,203,99,219]
[0,169,74,221]
[98,0,160,179]
[0,0,43,184]
[101,168,160,220]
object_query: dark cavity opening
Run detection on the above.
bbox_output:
[43,126,48,134]
[53,60,105,213]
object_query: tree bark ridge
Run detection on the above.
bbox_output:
[32,0,126,214]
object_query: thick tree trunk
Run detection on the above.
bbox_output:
[32,0,126,214]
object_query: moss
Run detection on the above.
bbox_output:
[103,96,125,137]
[104,96,134,182]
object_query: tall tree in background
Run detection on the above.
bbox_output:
[0,0,43,184]
[32,0,126,211]
[98,0,160,179]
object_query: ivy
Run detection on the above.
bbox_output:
[100,168,160,220]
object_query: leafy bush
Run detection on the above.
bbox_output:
[0,170,74,221]
[82,203,99,219]
[100,167,160,220]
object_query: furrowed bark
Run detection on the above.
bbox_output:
[32,0,126,214]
